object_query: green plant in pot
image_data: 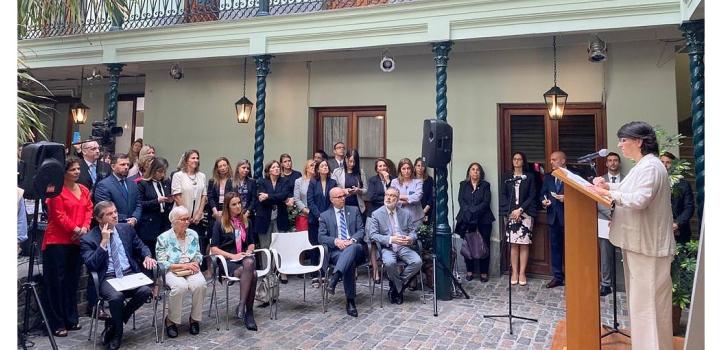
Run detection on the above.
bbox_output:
[670,240,698,335]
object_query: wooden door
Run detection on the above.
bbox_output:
[315,107,386,173]
[497,103,606,276]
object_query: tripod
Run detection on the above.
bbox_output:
[601,246,630,339]
[19,198,58,350]
[483,217,537,335]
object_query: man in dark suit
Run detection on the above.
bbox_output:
[541,151,566,288]
[367,187,422,305]
[80,201,156,350]
[660,152,695,244]
[327,141,346,172]
[319,187,365,317]
[598,152,622,296]
[78,141,111,193]
[95,153,142,226]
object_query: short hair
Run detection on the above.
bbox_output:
[661,151,676,160]
[616,121,659,155]
[374,158,388,173]
[314,149,329,160]
[82,141,99,150]
[606,152,621,160]
[333,142,345,150]
[111,153,129,165]
[385,186,399,196]
[168,206,190,222]
[65,156,81,172]
[93,201,116,219]
[263,160,281,178]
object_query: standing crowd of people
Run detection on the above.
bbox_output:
[26,121,692,349]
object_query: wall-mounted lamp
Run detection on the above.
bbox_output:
[235,57,254,123]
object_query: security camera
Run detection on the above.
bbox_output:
[380,55,395,72]
[587,36,607,63]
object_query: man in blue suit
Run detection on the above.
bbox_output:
[541,151,566,288]
[319,187,365,317]
[81,201,156,350]
[95,153,142,226]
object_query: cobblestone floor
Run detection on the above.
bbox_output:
[25,272,630,350]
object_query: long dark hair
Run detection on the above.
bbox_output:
[465,162,485,181]
[144,157,169,181]
[221,192,247,233]
[511,151,530,173]
[314,159,330,181]
[617,121,659,155]
[344,149,363,187]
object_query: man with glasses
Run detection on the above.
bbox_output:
[328,142,346,172]
[78,141,111,194]
[367,187,422,304]
[319,187,365,317]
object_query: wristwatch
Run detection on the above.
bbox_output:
[350,238,357,243]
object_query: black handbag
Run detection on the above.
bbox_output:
[460,231,489,260]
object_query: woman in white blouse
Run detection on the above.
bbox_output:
[591,121,674,350]
[172,150,208,254]
[390,158,424,223]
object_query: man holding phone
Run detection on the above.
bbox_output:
[541,151,567,289]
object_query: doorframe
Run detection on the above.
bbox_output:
[313,106,387,157]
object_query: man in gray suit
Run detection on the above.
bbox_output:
[367,187,422,305]
[598,152,622,297]
[319,187,366,317]
[327,141,346,171]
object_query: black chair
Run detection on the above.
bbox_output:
[370,240,427,307]
[321,243,375,312]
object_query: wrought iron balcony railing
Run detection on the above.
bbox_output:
[19,0,417,40]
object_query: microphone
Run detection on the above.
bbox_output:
[505,175,527,182]
[577,149,609,163]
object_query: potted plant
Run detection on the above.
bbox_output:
[670,239,698,335]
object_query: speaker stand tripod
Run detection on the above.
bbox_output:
[19,198,58,350]
[601,246,630,339]
[483,217,537,335]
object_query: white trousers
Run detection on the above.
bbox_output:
[622,250,673,350]
[165,271,207,324]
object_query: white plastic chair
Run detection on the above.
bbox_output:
[268,231,325,318]
[208,249,271,330]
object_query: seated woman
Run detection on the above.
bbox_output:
[156,206,207,338]
[209,192,258,331]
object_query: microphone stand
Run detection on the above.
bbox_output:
[483,178,537,334]
[601,245,630,339]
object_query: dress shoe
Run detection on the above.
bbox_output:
[465,274,474,281]
[345,299,358,317]
[244,312,258,331]
[107,334,122,350]
[479,274,489,283]
[396,287,405,305]
[189,319,200,335]
[165,321,178,338]
[545,278,564,288]
[326,272,341,296]
[257,301,270,308]
[599,285,612,297]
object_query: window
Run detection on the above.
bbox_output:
[314,107,386,173]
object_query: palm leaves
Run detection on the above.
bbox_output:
[17,59,52,145]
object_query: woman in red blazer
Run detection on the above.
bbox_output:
[42,156,93,337]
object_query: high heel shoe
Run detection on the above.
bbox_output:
[244,312,258,331]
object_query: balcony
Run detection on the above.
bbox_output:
[18,0,416,40]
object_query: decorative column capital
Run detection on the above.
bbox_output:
[254,55,273,77]
[106,63,125,74]
[432,41,453,67]
[680,20,704,55]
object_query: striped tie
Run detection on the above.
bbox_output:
[110,233,124,278]
[338,209,349,240]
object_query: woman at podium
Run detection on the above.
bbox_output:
[591,121,675,350]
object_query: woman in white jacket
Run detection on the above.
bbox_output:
[591,121,675,350]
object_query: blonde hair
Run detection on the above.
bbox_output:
[302,159,315,180]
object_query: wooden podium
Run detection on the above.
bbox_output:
[552,169,612,350]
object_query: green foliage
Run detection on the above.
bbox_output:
[671,240,699,309]
[17,60,51,145]
[654,125,691,188]
[416,223,433,254]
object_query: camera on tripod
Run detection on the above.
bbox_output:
[90,119,123,150]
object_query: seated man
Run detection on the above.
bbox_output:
[80,201,156,350]
[319,187,366,317]
[367,187,422,304]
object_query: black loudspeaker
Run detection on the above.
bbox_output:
[422,119,453,168]
[19,142,65,199]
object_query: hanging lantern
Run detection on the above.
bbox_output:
[235,58,254,123]
[543,36,568,120]
[71,67,90,124]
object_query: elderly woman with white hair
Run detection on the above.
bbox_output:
[156,206,206,338]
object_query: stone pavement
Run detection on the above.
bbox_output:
[24,273,629,349]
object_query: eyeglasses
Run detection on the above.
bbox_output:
[176,217,191,222]
[332,194,347,199]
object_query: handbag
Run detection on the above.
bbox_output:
[256,272,280,304]
[460,231,489,260]
[172,269,193,277]
[295,214,309,231]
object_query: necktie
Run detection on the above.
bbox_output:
[154,181,165,212]
[89,163,97,183]
[338,210,349,240]
[389,211,399,252]
[611,176,617,183]
[110,233,124,278]
[120,178,129,198]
